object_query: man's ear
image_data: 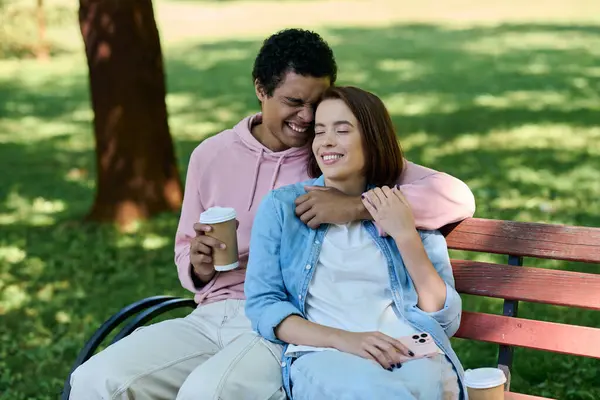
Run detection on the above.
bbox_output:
[254,79,266,103]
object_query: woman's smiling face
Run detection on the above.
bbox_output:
[312,98,366,185]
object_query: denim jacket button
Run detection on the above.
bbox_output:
[281,361,286,367]
[298,294,302,300]
[305,264,311,270]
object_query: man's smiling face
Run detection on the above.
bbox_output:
[255,71,331,152]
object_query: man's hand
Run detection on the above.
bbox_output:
[190,220,239,284]
[295,186,366,229]
[190,223,221,283]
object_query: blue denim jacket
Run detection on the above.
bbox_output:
[244,176,467,399]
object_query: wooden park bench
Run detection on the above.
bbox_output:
[443,218,600,399]
[62,218,600,399]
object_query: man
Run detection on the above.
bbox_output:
[70,28,475,400]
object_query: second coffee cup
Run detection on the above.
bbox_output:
[464,367,507,400]
[199,207,239,272]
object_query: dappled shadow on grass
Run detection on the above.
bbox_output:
[1,22,600,399]
[410,144,600,227]
[0,213,190,398]
[0,137,92,219]
[331,23,600,101]
[0,76,90,122]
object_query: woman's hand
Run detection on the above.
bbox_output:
[362,185,416,240]
[363,186,449,312]
[332,331,414,369]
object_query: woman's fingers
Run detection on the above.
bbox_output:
[392,185,410,207]
[366,186,401,210]
[381,185,394,199]
[380,334,414,358]
[365,189,380,207]
[369,334,412,369]
[359,350,379,366]
[371,187,388,204]
[370,333,415,369]
[361,195,378,215]
[366,344,394,369]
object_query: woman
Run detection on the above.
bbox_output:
[244,86,466,399]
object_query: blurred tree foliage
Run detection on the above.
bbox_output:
[0,0,72,59]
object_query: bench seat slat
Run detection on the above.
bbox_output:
[455,312,600,358]
[452,260,600,310]
[443,218,600,263]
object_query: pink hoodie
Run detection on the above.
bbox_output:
[175,114,475,305]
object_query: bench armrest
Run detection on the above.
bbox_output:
[61,296,196,400]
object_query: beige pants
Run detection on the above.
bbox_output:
[69,299,285,400]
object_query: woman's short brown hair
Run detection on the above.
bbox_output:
[307,86,404,187]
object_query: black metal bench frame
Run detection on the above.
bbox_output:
[61,295,196,399]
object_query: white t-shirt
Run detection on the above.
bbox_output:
[285,221,420,356]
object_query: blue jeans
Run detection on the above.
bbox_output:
[290,351,460,400]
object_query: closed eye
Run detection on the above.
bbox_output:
[285,97,304,107]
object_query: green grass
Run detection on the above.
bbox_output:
[1,1,600,399]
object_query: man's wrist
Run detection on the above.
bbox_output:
[190,264,216,288]
[352,195,372,221]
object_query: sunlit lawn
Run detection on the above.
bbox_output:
[1,1,599,399]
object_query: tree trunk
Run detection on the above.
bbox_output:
[79,0,182,229]
[36,0,49,60]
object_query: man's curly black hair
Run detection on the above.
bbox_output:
[252,28,337,97]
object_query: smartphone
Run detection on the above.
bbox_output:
[396,332,444,363]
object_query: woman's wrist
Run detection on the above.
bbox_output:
[326,327,347,350]
[392,228,420,250]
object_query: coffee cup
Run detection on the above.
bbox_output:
[199,207,239,272]
[464,368,506,400]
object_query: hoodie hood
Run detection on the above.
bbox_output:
[234,113,311,210]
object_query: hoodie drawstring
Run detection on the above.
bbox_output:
[247,148,264,211]
[269,154,286,190]
[246,151,287,211]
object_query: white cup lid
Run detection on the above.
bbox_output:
[464,368,507,389]
[199,207,237,224]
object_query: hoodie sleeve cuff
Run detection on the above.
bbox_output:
[190,264,214,289]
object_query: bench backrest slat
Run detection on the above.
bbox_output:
[441,217,600,368]
[455,311,600,358]
[443,218,600,264]
[452,259,600,310]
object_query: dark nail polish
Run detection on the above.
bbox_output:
[395,184,400,189]
[361,194,365,199]
[396,363,402,368]
[387,367,393,372]
[409,351,415,357]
